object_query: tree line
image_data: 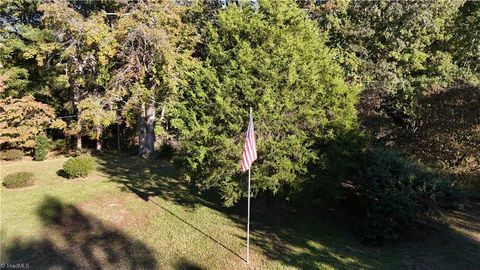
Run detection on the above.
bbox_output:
[1,0,479,241]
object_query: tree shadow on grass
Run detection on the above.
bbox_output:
[245,206,380,269]
[95,153,218,212]
[56,169,69,178]
[3,196,158,269]
[94,153,380,269]
[173,257,205,270]
[93,153,480,269]
[246,203,480,269]
[126,185,246,262]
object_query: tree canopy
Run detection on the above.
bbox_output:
[172,1,358,205]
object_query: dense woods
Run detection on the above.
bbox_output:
[1,0,479,243]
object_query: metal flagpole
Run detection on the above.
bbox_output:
[246,107,252,264]
[247,167,251,264]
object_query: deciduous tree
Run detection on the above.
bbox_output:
[78,96,116,151]
[0,95,65,148]
[303,0,466,127]
[110,0,194,157]
[450,1,480,82]
[38,0,117,149]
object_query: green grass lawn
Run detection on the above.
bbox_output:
[1,155,479,269]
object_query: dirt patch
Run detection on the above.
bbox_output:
[0,156,33,164]
[61,175,100,183]
[76,194,156,230]
[1,183,38,191]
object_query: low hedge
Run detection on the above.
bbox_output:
[1,149,25,161]
[3,172,34,189]
[63,156,96,178]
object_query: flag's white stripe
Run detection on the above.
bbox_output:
[242,141,253,171]
[251,136,257,157]
[243,150,252,170]
[244,146,252,167]
[247,136,256,160]
[246,141,254,161]
[241,114,257,172]
[247,141,255,164]
[242,150,249,169]
[243,152,250,169]
[241,151,246,169]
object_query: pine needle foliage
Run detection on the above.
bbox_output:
[172,0,359,206]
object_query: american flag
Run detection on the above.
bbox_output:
[241,110,257,171]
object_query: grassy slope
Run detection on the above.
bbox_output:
[1,155,479,270]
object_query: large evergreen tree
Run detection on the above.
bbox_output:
[172,0,359,206]
[0,0,49,99]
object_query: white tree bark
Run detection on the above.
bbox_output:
[95,124,103,151]
[138,100,155,158]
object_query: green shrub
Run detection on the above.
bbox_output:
[300,130,367,207]
[353,148,463,244]
[1,149,25,161]
[34,134,50,161]
[3,172,34,188]
[63,156,96,178]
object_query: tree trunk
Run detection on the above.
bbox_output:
[138,100,155,158]
[95,124,102,151]
[117,123,121,152]
[73,85,82,150]
[158,105,166,145]
[76,136,82,150]
[145,100,156,154]
[138,103,147,157]
[117,109,122,152]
